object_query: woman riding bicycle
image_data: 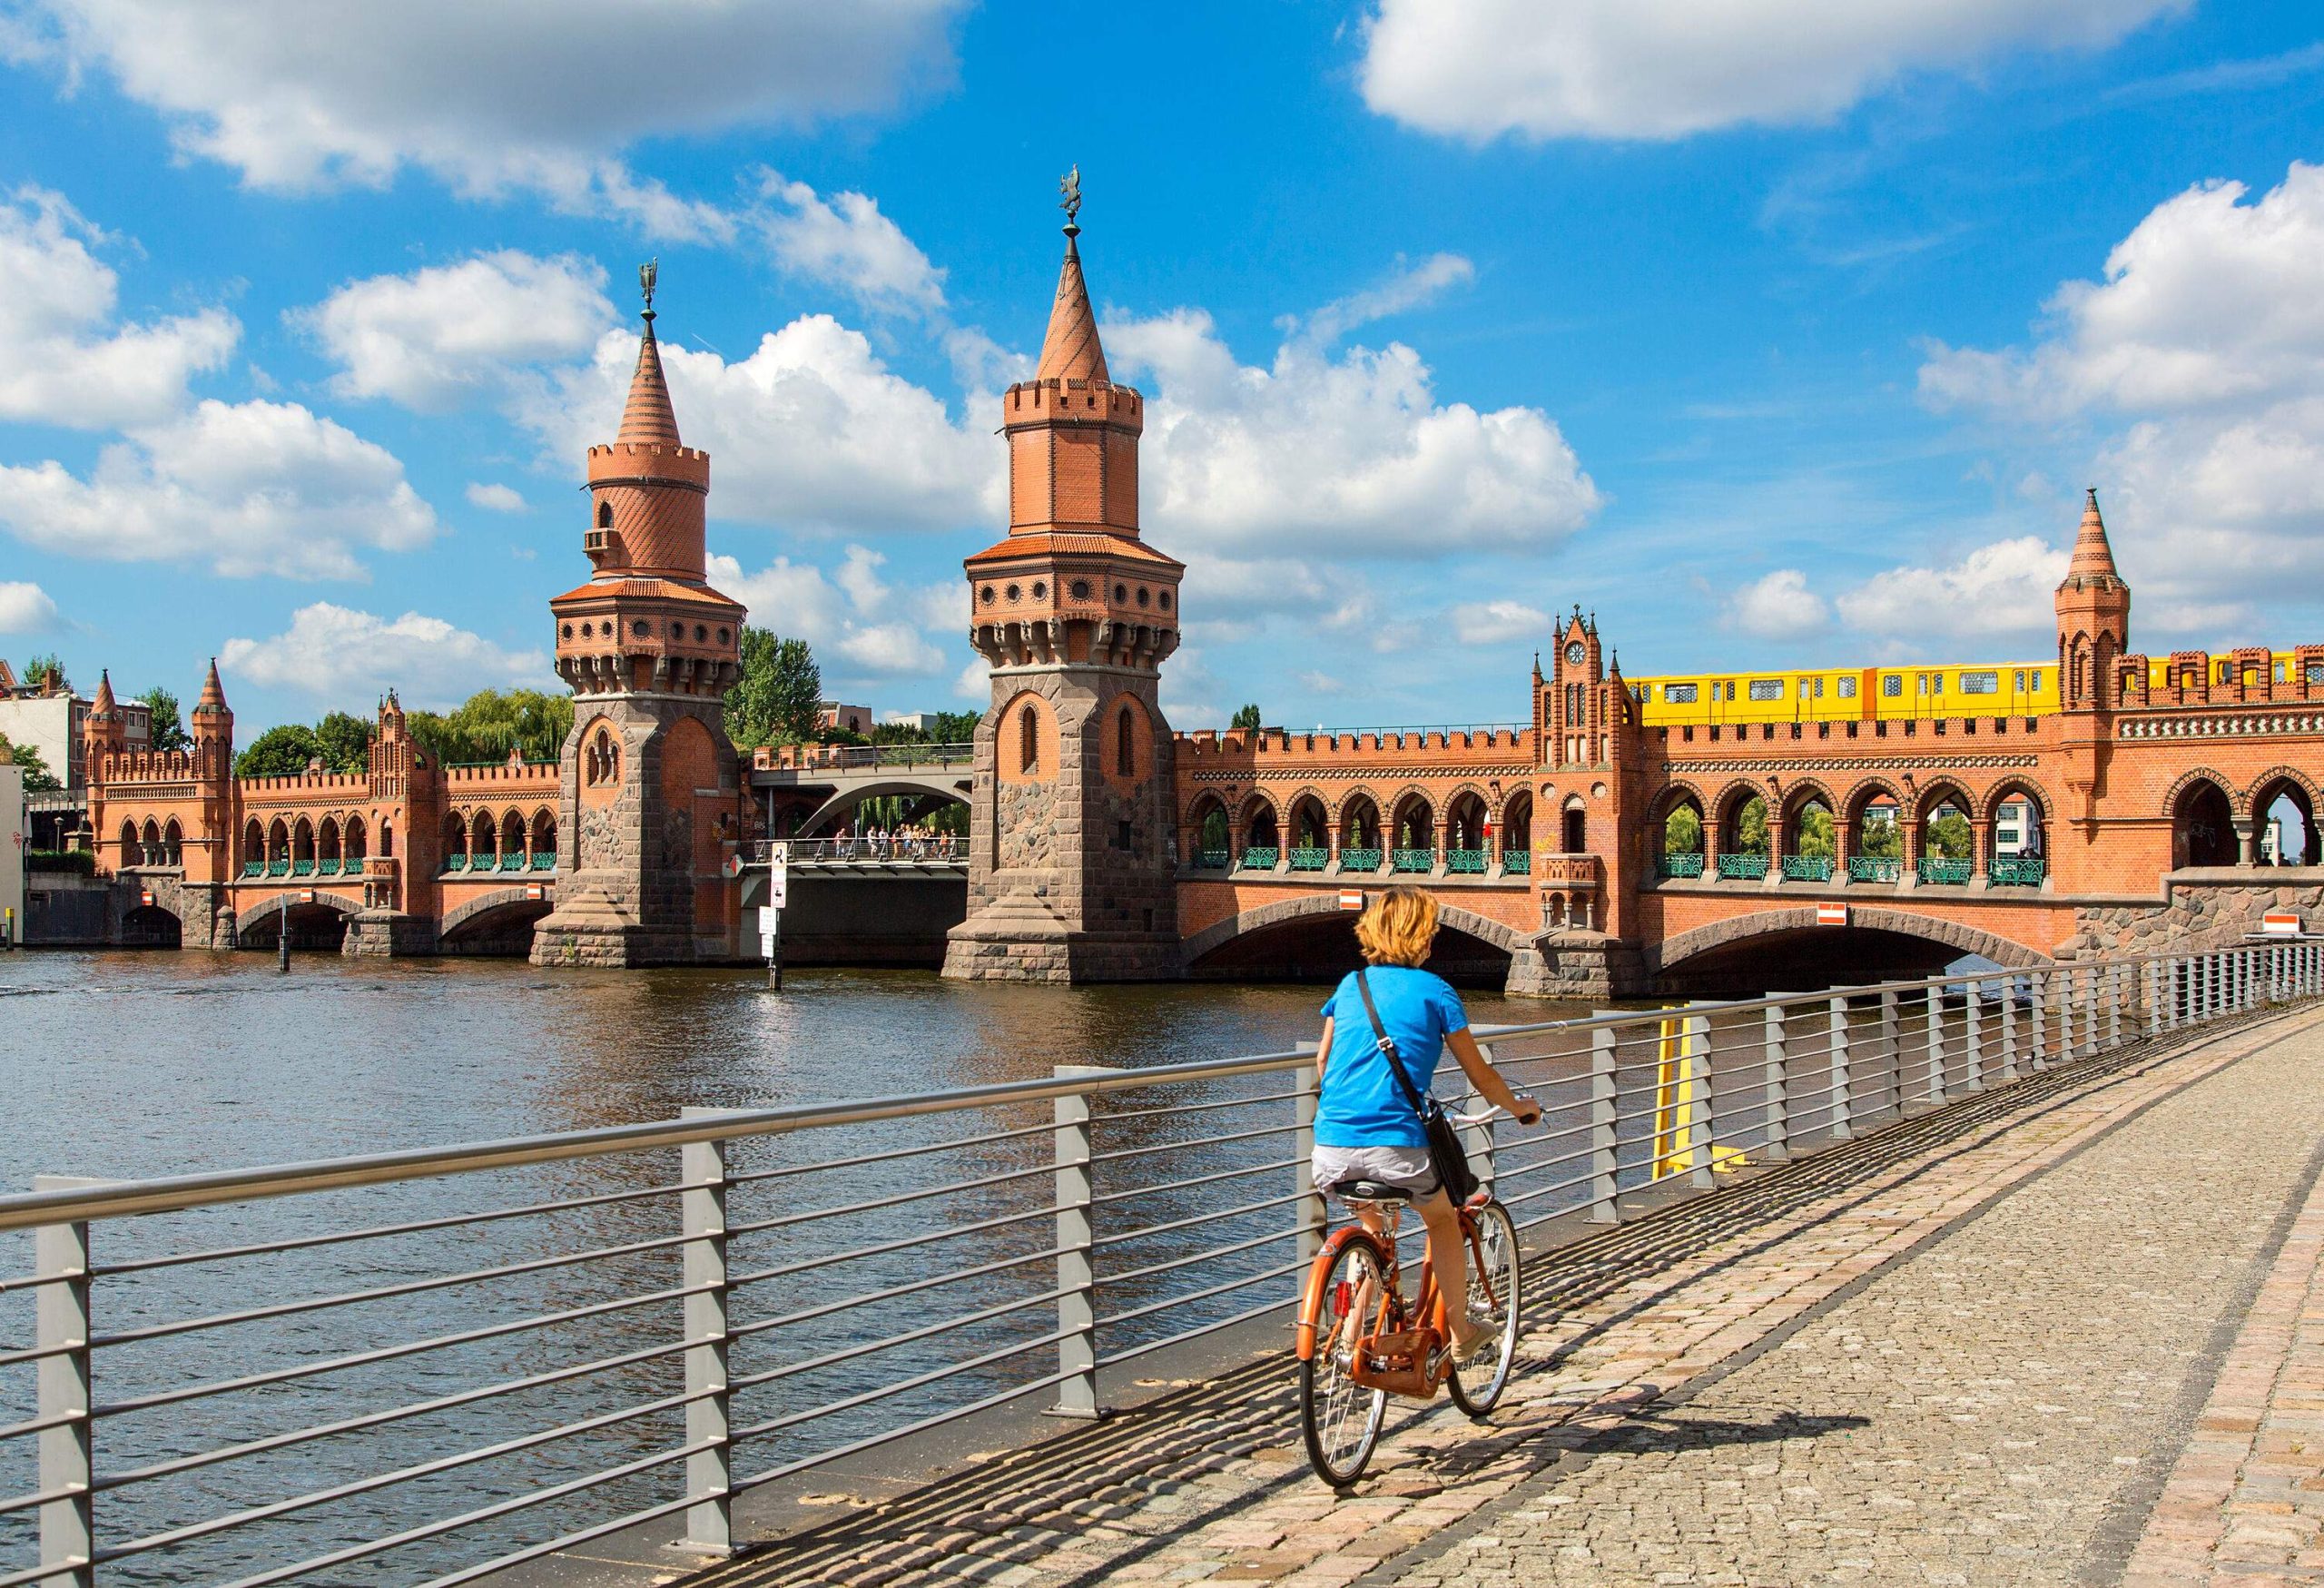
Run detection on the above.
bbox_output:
[1312,886,1543,1360]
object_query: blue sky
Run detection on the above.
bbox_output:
[0,1,2319,735]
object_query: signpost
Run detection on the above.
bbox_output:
[763,843,790,989]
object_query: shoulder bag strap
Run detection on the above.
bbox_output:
[1354,967,1435,1121]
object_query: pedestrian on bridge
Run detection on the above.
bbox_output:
[1312,886,1542,1359]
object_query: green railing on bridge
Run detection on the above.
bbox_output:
[1780,854,1835,883]
[1445,848,1487,874]
[500,853,528,873]
[1917,856,1974,886]
[1339,847,1383,873]
[1501,849,1530,875]
[1989,855,2045,887]
[241,861,262,878]
[1238,847,1279,871]
[1848,855,1902,883]
[1391,847,1433,873]
[1288,846,1328,872]
[1717,853,1769,880]
[441,854,468,873]
[266,858,290,877]
[317,859,340,876]
[1657,853,1706,879]
[531,852,557,872]
[1194,849,1230,870]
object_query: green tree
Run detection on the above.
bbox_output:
[21,653,66,692]
[1664,805,1702,854]
[407,690,572,764]
[314,711,376,774]
[1926,809,1974,861]
[1230,703,1263,733]
[724,628,822,749]
[1733,796,1770,856]
[9,742,60,793]
[138,687,192,753]
[235,724,321,778]
[1794,804,1836,859]
[1860,810,1902,859]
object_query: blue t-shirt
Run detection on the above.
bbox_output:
[1315,966,1470,1148]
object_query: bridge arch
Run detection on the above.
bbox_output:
[1335,790,1382,853]
[1387,786,1435,853]
[1711,779,1771,859]
[234,890,360,951]
[1284,789,1330,853]
[1977,776,2053,826]
[439,886,556,954]
[2250,766,2319,866]
[1236,789,1280,852]
[2161,766,2241,820]
[1181,892,1526,987]
[1648,905,2051,994]
[2169,770,2240,869]
[797,776,973,838]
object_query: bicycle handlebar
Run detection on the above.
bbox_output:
[1446,1093,1538,1127]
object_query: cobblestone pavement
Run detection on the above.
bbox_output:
[1388,1009,2324,1588]
[678,1007,2324,1588]
[2122,1117,2324,1586]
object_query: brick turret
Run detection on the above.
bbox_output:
[2056,488,2131,712]
[945,176,1184,982]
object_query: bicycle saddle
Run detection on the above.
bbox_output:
[1329,1178,1416,1203]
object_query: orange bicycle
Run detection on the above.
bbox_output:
[1293,1103,1525,1486]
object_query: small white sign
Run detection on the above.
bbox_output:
[757,906,783,936]
[1817,903,1848,927]
[1338,891,1365,912]
[768,841,791,866]
[2263,912,2302,937]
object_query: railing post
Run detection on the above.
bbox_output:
[1050,1064,1115,1420]
[1458,1042,1499,1192]
[677,1111,734,1556]
[1588,1023,1619,1223]
[1998,974,2019,1082]
[1686,1010,1714,1189]
[2031,970,2048,1070]
[1924,982,1945,1106]
[1763,1002,1790,1161]
[1827,995,1852,1141]
[36,1175,105,1588]
[2142,960,2158,1038]
[2055,964,2074,1059]
[1292,1053,1324,1266]
[2082,963,2100,1055]
[1964,977,1984,1091]
[2107,963,2122,1050]
[1880,989,1902,1119]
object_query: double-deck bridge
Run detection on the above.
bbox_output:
[55,202,2324,988]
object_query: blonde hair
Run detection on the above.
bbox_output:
[1355,885,1440,967]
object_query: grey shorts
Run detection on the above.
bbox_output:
[1312,1143,1440,1197]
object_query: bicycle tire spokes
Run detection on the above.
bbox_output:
[1300,1237,1392,1486]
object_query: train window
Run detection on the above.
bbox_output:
[1665,683,1697,703]
[1933,675,1944,694]
[1916,675,1928,695]
[2030,670,2042,690]
[1960,671,1999,695]
[1883,676,1902,698]
[1748,679,1783,701]
[2309,663,2324,686]
[1813,677,1824,697]
[1837,677,1856,698]
[2014,670,2024,691]
[2275,661,2287,682]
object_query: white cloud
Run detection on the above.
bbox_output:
[465,482,528,513]
[0,186,236,427]
[1450,598,1550,646]
[755,171,945,315]
[294,251,612,410]
[707,544,950,686]
[1299,670,1350,695]
[0,581,59,634]
[1722,568,1831,639]
[1359,0,2182,142]
[1106,308,1601,558]
[1918,163,2324,623]
[0,398,438,578]
[517,315,997,535]
[17,1,960,233]
[1834,537,2067,641]
[1295,252,1474,347]
[220,602,551,706]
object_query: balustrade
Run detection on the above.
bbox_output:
[530,852,558,872]
[1238,847,1279,871]
[1445,848,1488,873]
[1717,853,1770,880]
[1338,847,1383,873]
[1780,855,1835,883]
[1194,848,1230,870]
[1390,847,1433,873]
[1916,857,1974,886]
[1657,853,1706,879]
[1848,855,1901,883]
[1287,846,1328,872]
[1501,849,1531,875]
[1988,855,2045,887]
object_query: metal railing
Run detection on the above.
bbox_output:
[747,837,964,866]
[0,943,2312,1586]
[751,744,975,774]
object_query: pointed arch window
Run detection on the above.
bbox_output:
[1019,704,1040,774]
[596,501,614,529]
[1116,705,1135,777]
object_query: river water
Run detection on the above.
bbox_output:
[4,950,1625,1585]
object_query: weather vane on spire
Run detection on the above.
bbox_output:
[639,257,658,319]
[1059,164,1082,234]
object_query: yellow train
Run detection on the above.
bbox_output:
[1630,663,2059,726]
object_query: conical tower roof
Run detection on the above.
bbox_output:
[2063,488,2123,587]
[89,669,116,718]
[615,311,682,449]
[192,657,229,717]
[1036,232,1109,384]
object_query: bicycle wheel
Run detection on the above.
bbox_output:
[1446,1199,1522,1417]
[1300,1238,1391,1486]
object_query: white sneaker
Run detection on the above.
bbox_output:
[1453,1313,1501,1363]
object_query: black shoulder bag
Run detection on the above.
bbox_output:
[1353,968,1479,1204]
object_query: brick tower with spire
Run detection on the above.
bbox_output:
[942,175,1186,981]
[2053,488,2131,830]
[531,265,748,967]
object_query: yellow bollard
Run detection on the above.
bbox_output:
[1651,1009,1751,1181]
